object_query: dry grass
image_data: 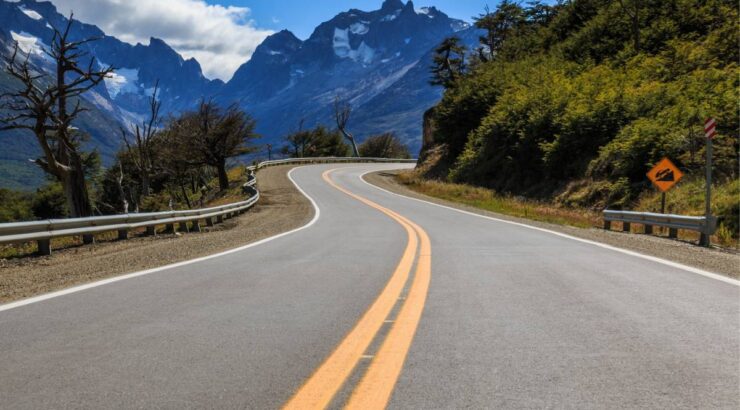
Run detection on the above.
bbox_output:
[396,171,738,249]
[396,171,600,229]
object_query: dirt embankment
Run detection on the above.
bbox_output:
[365,170,740,280]
[0,165,312,304]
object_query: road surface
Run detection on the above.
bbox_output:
[1,163,738,409]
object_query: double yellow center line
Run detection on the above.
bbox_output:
[283,168,432,410]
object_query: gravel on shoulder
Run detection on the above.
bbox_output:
[365,170,739,280]
[0,165,313,303]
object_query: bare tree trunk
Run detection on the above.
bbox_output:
[116,163,129,214]
[217,160,230,191]
[62,166,93,218]
[180,183,192,209]
[141,172,150,198]
[341,130,360,157]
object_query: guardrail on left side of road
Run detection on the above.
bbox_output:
[0,157,415,256]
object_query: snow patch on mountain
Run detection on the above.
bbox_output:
[87,90,114,112]
[349,22,369,35]
[333,28,375,64]
[416,7,434,17]
[332,27,352,58]
[381,11,401,22]
[10,31,45,57]
[355,42,375,64]
[18,5,42,20]
[103,67,140,98]
[451,21,471,32]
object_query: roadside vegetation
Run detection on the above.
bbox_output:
[0,15,259,225]
[423,0,738,244]
[279,121,411,160]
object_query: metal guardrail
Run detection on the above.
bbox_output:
[247,156,417,171]
[0,157,414,256]
[603,209,717,243]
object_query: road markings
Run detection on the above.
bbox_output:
[359,170,740,287]
[0,167,324,313]
[346,215,431,410]
[282,169,420,410]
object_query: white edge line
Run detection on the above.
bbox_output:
[359,168,740,287]
[0,166,322,313]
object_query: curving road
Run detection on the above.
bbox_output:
[0,163,738,409]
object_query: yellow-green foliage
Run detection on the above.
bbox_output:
[430,0,738,237]
[636,178,739,236]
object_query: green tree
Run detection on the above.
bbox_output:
[358,133,411,159]
[430,37,467,88]
[172,101,259,191]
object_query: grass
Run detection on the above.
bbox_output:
[395,171,600,229]
[634,178,739,248]
[395,170,739,249]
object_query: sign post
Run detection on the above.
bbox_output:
[701,118,717,247]
[647,157,684,237]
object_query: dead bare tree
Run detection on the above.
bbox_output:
[0,14,114,218]
[333,96,360,157]
[121,80,161,201]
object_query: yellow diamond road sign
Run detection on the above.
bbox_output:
[647,157,683,192]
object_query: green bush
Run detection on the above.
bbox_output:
[31,183,68,219]
[426,0,738,236]
[0,189,33,222]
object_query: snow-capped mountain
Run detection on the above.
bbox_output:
[0,0,223,188]
[220,0,473,149]
[0,0,221,118]
[0,0,476,188]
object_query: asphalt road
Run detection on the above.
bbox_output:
[1,163,738,409]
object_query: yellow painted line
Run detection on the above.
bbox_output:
[282,169,419,410]
[345,215,431,410]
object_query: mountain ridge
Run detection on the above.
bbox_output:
[0,0,477,189]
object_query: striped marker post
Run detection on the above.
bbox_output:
[701,118,716,246]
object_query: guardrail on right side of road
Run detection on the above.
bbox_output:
[603,209,717,244]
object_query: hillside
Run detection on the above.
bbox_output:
[418,0,738,235]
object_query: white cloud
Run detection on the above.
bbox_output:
[49,0,273,81]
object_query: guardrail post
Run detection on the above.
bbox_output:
[668,228,678,239]
[699,233,709,247]
[178,222,189,233]
[117,229,128,240]
[165,223,175,234]
[145,225,156,236]
[37,239,51,256]
[82,234,95,245]
[216,215,224,224]
[622,222,631,232]
[191,220,201,232]
[644,224,653,235]
[603,220,611,230]
[205,217,214,227]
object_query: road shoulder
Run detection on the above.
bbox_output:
[365,170,739,280]
[0,165,313,303]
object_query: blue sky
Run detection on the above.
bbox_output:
[49,0,495,80]
[210,1,491,39]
